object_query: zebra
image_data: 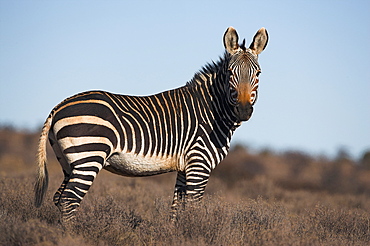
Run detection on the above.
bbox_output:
[34,27,268,222]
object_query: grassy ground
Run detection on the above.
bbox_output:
[0,128,369,245]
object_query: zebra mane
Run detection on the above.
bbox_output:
[186,52,231,88]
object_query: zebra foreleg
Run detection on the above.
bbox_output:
[183,170,211,203]
[171,171,187,217]
[171,163,211,220]
[183,161,211,205]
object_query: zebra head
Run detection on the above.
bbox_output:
[223,27,268,121]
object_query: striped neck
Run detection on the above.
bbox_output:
[183,53,241,152]
[186,52,239,127]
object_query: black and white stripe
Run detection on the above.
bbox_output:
[34,27,268,221]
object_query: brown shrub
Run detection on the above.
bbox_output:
[1,127,370,245]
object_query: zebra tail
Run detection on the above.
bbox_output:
[34,114,52,207]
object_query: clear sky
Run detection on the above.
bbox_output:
[0,0,369,159]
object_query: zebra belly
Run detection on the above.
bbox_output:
[104,152,178,177]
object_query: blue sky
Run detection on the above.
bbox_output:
[0,0,369,159]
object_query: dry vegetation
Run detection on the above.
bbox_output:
[1,126,370,245]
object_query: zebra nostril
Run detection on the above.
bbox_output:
[235,103,253,121]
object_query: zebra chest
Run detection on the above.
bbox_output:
[104,152,179,177]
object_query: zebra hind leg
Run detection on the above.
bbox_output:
[58,156,104,222]
[53,173,69,210]
[49,135,72,212]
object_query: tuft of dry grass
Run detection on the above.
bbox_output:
[1,128,370,245]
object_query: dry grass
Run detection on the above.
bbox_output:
[1,127,370,245]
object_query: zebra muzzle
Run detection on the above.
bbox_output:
[235,103,253,121]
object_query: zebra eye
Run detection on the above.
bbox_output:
[256,71,261,77]
[229,85,238,103]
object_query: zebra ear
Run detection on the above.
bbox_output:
[223,27,239,54]
[249,27,268,55]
